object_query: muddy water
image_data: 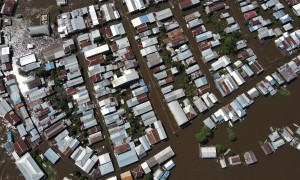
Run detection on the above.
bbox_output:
[168,81,300,180]
[2,0,300,179]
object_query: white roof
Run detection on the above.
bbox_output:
[141,162,151,174]
[84,44,110,58]
[99,153,111,165]
[20,54,36,66]
[230,70,245,86]
[15,153,45,180]
[111,69,140,88]
[200,146,217,158]
[167,101,189,126]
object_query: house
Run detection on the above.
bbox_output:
[44,148,60,164]
[243,151,257,165]
[205,2,226,14]
[230,70,245,86]
[120,171,133,180]
[104,23,125,39]
[163,160,175,170]
[167,100,189,126]
[57,0,67,6]
[100,3,120,22]
[203,117,216,130]
[71,146,97,173]
[230,99,246,118]
[44,121,67,140]
[261,142,275,155]
[15,153,45,180]
[292,3,300,16]
[13,139,30,157]
[28,25,50,36]
[99,153,114,176]
[19,54,36,67]
[164,88,185,103]
[277,63,297,83]
[211,55,231,71]
[1,0,16,15]
[228,155,242,166]
[155,8,173,21]
[154,146,175,164]
[111,69,139,88]
[179,0,201,10]
[141,162,151,174]
[199,146,217,159]
[125,0,146,13]
[131,165,144,179]
[115,142,138,167]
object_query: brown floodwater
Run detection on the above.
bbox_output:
[1,0,300,180]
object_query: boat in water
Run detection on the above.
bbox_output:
[7,131,13,143]
[159,170,170,180]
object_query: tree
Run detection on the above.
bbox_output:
[226,128,237,142]
[221,34,237,55]
[216,144,228,154]
[195,133,208,144]
[35,65,49,78]
[195,126,213,144]
[18,68,29,77]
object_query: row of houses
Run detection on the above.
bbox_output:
[57,3,121,38]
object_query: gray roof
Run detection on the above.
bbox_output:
[203,117,216,130]
[15,153,45,180]
[99,162,114,175]
[115,142,138,167]
[28,25,50,36]
[44,148,60,164]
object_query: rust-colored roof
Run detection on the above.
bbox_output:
[114,143,130,155]
[146,129,160,145]
[87,126,101,135]
[4,112,21,126]
[131,165,144,179]
[13,139,30,157]
[1,0,16,15]
[85,54,104,66]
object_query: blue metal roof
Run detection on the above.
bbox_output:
[140,15,149,24]
[44,148,60,164]
[45,62,55,71]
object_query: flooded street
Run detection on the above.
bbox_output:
[1,0,300,179]
[168,81,300,180]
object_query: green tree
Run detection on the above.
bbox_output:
[226,128,237,142]
[216,144,228,154]
[35,65,49,78]
[195,126,213,144]
[221,34,237,55]
[144,173,153,180]
[18,68,29,77]
[195,133,208,144]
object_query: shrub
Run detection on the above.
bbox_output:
[226,128,237,142]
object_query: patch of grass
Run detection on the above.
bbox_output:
[277,87,291,96]
[226,128,237,142]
